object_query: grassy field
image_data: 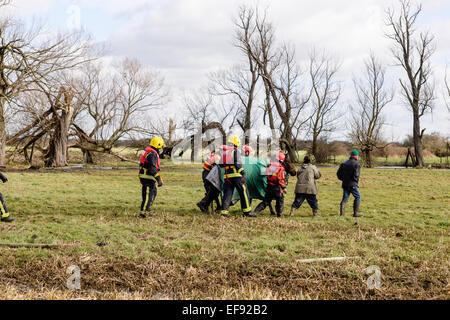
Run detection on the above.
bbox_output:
[0,163,448,300]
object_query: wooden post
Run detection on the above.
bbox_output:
[190,135,194,163]
[256,135,260,157]
[447,141,449,165]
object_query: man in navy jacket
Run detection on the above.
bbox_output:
[337,150,363,218]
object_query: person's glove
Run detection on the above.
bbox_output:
[241,176,246,184]
[1,177,7,183]
[156,176,163,187]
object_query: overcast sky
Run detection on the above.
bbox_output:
[4,0,450,141]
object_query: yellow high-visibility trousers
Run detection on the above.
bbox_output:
[0,193,9,218]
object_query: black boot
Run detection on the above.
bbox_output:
[353,200,363,218]
[313,209,322,218]
[249,202,265,218]
[269,203,276,216]
[214,198,221,213]
[221,210,230,218]
[196,201,208,213]
[340,201,347,217]
[139,210,153,218]
[1,216,15,223]
[289,207,296,216]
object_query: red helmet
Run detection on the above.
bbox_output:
[244,145,254,153]
[277,152,286,162]
[207,152,220,163]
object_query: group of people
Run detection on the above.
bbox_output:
[193,136,364,219]
[0,136,363,224]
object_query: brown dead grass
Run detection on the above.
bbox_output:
[1,252,448,300]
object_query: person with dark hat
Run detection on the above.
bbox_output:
[337,150,363,218]
[289,155,322,218]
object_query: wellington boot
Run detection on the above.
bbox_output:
[340,202,347,217]
[313,209,322,218]
[1,216,15,223]
[353,200,363,218]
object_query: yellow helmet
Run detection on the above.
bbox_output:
[150,136,165,149]
[228,135,242,147]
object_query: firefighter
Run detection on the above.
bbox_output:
[219,136,252,217]
[243,144,278,216]
[139,137,164,218]
[0,171,14,223]
[250,152,287,218]
[197,151,221,212]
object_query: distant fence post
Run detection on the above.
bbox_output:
[447,141,449,165]
[257,135,260,157]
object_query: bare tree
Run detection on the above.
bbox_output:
[7,72,79,167]
[72,58,167,162]
[0,16,89,165]
[71,61,121,163]
[213,6,261,145]
[445,68,450,114]
[183,89,215,132]
[43,87,75,167]
[386,0,435,167]
[308,48,342,162]
[183,89,235,134]
[242,6,310,162]
[146,117,180,158]
[250,7,312,162]
[267,44,311,163]
[209,64,259,145]
[350,54,394,167]
[0,0,10,8]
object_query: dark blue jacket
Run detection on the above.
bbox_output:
[337,157,360,189]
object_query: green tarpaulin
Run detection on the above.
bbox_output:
[218,157,268,201]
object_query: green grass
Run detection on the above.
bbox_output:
[0,165,448,299]
[294,151,449,167]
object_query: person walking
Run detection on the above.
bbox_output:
[289,156,322,218]
[337,150,363,218]
[197,151,221,212]
[219,136,252,217]
[139,137,164,218]
[0,171,14,223]
[250,152,288,218]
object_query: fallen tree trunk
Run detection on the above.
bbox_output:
[297,256,358,263]
[0,243,76,249]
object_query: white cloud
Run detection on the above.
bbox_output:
[4,0,450,140]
